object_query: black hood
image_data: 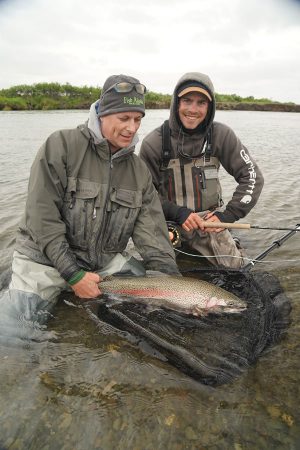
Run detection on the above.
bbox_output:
[169,72,216,138]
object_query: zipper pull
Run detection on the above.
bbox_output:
[92,207,97,219]
[69,192,76,209]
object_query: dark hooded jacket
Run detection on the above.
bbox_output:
[139,72,264,224]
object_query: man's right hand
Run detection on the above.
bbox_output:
[71,272,101,299]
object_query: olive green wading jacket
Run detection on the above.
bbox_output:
[16,118,178,281]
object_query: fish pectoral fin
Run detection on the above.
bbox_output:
[204,297,226,309]
[191,306,208,317]
[190,298,222,316]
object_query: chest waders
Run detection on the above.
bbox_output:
[159,120,223,213]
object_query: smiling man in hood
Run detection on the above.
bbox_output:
[139,72,264,268]
[6,74,179,321]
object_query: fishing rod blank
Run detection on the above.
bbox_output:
[243,223,300,271]
[202,222,300,232]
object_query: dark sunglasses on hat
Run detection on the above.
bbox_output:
[105,82,147,95]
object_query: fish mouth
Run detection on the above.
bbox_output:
[192,306,247,317]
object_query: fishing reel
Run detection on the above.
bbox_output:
[166,221,181,248]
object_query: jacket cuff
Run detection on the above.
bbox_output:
[162,200,193,225]
[45,240,82,281]
[176,207,193,225]
[68,270,86,285]
[213,210,236,223]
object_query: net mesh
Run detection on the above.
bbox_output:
[85,269,291,386]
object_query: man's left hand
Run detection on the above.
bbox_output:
[202,212,225,233]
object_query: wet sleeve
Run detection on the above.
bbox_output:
[25,132,82,280]
[131,170,180,275]
[161,201,192,224]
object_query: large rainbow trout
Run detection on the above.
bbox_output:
[100,275,246,315]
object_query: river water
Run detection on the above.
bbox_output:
[0,110,299,449]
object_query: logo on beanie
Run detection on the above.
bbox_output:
[123,96,144,106]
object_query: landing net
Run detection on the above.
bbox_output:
[85,268,291,386]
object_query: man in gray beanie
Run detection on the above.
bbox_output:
[2,74,179,332]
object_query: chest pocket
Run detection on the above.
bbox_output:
[160,158,222,212]
[62,178,101,250]
[102,188,142,252]
[188,165,222,212]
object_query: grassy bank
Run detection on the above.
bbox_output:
[0,82,298,112]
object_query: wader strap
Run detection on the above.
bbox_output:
[160,120,172,170]
[161,121,213,166]
[204,128,213,163]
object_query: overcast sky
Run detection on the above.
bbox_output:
[0,0,299,103]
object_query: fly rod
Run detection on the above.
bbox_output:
[202,222,300,232]
[243,223,300,271]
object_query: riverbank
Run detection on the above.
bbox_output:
[0,102,300,113]
[146,101,300,112]
[2,101,299,113]
[1,82,299,112]
[216,102,300,112]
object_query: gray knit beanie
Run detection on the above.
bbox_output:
[98,74,146,117]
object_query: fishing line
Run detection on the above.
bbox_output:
[175,248,244,259]
[242,259,300,265]
[174,248,300,264]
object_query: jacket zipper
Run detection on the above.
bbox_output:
[83,200,87,240]
[88,153,113,270]
[98,155,113,256]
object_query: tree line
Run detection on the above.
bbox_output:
[0,82,291,111]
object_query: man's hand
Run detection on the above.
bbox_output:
[169,231,175,241]
[181,211,225,233]
[181,212,205,232]
[202,211,224,233]
[71,272,102,299]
